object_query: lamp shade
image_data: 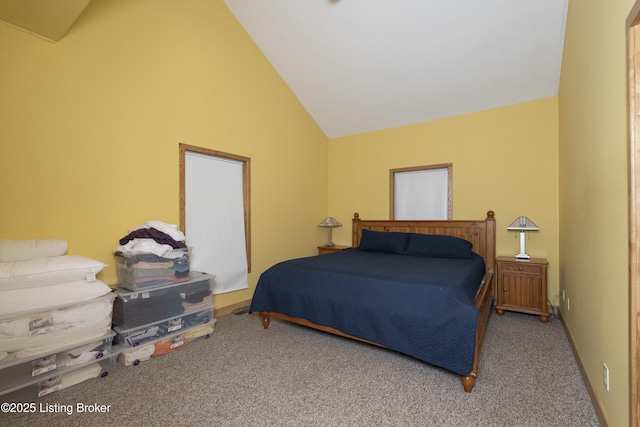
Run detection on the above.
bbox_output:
[507,216,539,231]
[318,217,342,228]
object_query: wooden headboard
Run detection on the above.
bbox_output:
[352,211,496,274]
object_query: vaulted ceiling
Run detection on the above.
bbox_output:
[0,0,568,138]
[223,0,569,138]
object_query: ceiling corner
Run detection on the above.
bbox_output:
[0,0,92,42]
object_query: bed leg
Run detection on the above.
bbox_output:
[259,312,271,329]
[461,375,476,393]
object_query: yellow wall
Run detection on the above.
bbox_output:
[559,0,634,425]
[1,0,634,423]
[0,0,329,309]
[328,97,560,303]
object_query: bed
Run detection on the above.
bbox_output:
[249,211,496,392]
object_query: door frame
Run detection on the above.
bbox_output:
[626,2,640,425]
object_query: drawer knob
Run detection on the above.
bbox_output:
[518,267,523,271]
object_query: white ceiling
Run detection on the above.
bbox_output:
[223,0,569,138]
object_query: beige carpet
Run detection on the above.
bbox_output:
[2,310,600,426]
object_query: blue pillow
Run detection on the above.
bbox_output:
[358,229,409,254]
[404,233,473,259]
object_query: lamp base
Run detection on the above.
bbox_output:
[324,242,335,247]
[515,232,530,260]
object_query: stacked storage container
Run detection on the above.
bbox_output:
[111,222,216,366]
[0,239,117,402]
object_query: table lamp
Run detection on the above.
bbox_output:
[507,216,539,259]
[318,217,342,247]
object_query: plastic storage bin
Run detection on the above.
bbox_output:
[114,247,191,291]
[112,271,214,329]
[0,332,115,395]
[0,352,117,402]
[0,293,116,363]
[116,319,216,367]
[113,306,214,347]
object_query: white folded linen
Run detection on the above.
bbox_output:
[0,296,113,338]
[0,280,112,316]
[183,324,214,340]
[0,256,106,290]
[61,362,103,389]
[52,298,114,330]
[65,340,106,367]
[117,343,155,366]
[3,323,112,357]
[0,239,68,262]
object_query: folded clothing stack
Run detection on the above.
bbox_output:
[114,221,191,291]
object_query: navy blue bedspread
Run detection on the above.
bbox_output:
[249,249,486,376]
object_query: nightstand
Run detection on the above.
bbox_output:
[317,245,350,255]
[495,256,549,323]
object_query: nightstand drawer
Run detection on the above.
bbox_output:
[499,263,542,275]
[317,245,350,255]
